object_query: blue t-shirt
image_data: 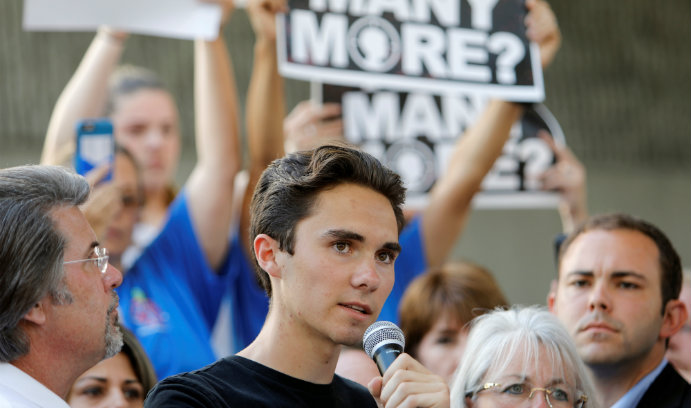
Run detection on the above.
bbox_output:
[378,215,428,324]
[117,191,231,380]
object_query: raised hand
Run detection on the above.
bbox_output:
[525,0,561,69]
[283,101,344,153]
[538,130,588,233]
[246,0,288,42]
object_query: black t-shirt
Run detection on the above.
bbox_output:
[144,355,378,407]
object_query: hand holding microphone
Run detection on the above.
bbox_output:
[363,321,450,408]
[363,321,405,375]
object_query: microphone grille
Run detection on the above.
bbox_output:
[362,321,405,358]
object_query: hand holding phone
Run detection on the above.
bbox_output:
[75,118,114,181]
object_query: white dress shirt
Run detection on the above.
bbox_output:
[0,363,70,408]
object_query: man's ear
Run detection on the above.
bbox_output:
[22,300,47,326]
[254,234,283,279]
[547,279,558,312]
[660,299,688,340]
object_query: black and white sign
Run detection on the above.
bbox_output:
[318,83,565,209]
[279,0,544,101]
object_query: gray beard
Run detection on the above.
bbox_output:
[103,293,123,359]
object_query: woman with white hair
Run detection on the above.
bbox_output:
[450,306,600,408]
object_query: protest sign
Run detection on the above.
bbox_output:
[319,83,565,209]
[279,0,544,101]
[23,0,222,40]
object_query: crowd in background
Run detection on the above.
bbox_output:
[0,0,689,407]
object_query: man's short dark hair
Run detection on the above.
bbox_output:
[0,165,90,362]
[249,144,406,298]
[558,213,682,313]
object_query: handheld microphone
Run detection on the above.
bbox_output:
[362,321,405,375]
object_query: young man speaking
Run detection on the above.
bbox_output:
[146,144,449,407]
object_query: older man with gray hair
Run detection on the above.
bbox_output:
[0,165,123,407]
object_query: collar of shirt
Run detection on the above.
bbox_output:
[0,362,70,408]
[610,358,668,408]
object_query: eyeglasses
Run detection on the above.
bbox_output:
[63,246,110,274]
[468,382,588,408]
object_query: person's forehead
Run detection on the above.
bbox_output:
[114,152,137,173]
[298,183,398,238]
[114,154,139,187]
[312,183,393,215]
[487,344,572,384]
[561,228,660,274]
[431,310,467,331]
[112,89,179,126]
[77,352,139,383]
[50,205,97,256]
[115,88,174,109]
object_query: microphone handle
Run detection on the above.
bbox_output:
[372,345,403,375]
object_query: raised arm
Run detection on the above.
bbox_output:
[538,131,588,234]
[41,28,127,166]
[239,0,288,251]
[421,101,523,266]
[420,0,561,267]
[186,0,242,269]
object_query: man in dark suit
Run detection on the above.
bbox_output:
[549,213,690,407]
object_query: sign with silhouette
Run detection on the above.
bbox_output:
[279,0,544,101]
[318,83,564,208]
